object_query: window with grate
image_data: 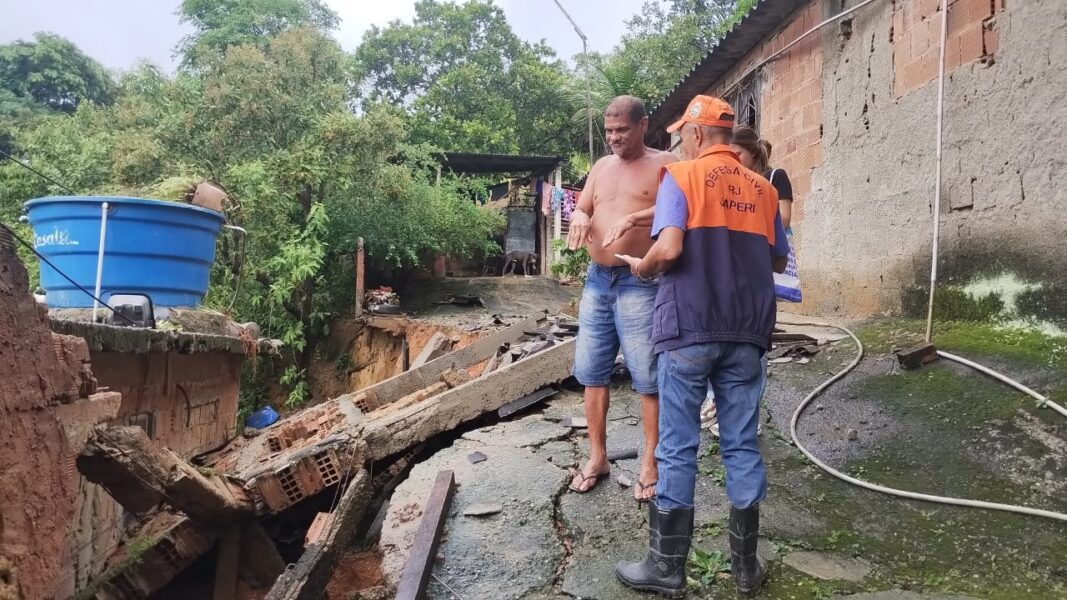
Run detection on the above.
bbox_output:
[725,73,762,131]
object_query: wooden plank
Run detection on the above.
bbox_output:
[336,314,543,410]
[264,469,373,600]
[362,338,576,461]
[239,523,287,588]
[213,526,240,600]
[896,342,939,370]
[771,332,818,343]
[395,470,456,600]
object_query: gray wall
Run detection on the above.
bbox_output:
[801,0,1066,329]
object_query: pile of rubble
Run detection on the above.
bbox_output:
[75,313,578,599]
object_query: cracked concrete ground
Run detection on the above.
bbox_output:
[377,322,1067,599]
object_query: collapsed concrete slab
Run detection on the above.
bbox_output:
[75,316,576,597]
[78,425,255,520]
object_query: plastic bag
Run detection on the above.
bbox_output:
[774,228,802,302]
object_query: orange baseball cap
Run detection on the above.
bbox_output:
[666,95,736,133]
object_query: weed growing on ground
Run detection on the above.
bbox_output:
[687,547,730,592]
[694,519,725,540]
[711,465,727,485]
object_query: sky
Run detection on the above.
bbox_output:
[0,0,649,73]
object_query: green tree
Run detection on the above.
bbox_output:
[177,0,339,69]
[0,32,115,113]
[562,56,643,156]
[0,26,504,407]
[353,0,576,155]
[612,0,758,105]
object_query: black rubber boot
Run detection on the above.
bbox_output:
[614,503,694,598]
[729,505,767,596]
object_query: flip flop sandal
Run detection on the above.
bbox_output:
[634,480,658,503]
[568,469,609,493]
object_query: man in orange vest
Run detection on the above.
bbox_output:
[614,96,788,597]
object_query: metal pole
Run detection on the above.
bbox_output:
[355,237,365,316]
[585,38,594,163]
[551,0,594,162]
[93,201,109,323]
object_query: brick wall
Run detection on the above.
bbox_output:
[90,350,242,459]
[892,0,1005,97]
[703,1,825,221]
[654,0,1066,319]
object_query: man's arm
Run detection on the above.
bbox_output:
[601,206,655,248]
[566,167,597,250]
[616,171,687,276]
[622,227,683,277]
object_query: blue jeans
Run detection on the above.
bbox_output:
[573,264,659,394]
[656,342,767,510]
[706,353,769,402]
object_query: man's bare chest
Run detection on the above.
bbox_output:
[593,167,661,205]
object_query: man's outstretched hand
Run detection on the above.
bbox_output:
[615,253,642,277]
[602,214,635,248]
[567,209,592,250]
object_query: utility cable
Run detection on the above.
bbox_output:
[0,148,76,194]
[0,221,137,325]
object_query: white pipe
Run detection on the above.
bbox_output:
[780,318,1067,522]
[937,350,1067,418]
[92,201,109,323]
[924,0,949,343]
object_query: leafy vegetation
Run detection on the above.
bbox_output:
[687,547,731,591]
[1,0,761,408]
[550,239,591,283]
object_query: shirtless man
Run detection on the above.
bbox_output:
[567,96,676,501]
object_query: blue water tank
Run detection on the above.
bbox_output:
[25,196,225,308]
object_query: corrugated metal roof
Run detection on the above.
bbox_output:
[646,0,808,145]
[441,152,564,176]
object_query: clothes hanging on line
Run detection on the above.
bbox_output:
[550,187,565,214]
[561,189,578,221]
[541,182,554,216]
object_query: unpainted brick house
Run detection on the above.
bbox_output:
[648,0,1066,323]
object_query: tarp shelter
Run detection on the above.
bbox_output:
[439,153,565,276]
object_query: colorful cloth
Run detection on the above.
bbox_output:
[541,182,554,216]
[550,187,564,214]
[561,189,578,221]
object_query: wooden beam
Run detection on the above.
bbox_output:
[239,523,287,589]
[77,426,254,520]
[896,342,939,370]
[362,338,575,461]
[395,470,456,600]
[213,526,240,600]
[264,469,373,600]
[355,237,365,315]
[498,387,557,418]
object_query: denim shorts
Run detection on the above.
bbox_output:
[573,263,659,394]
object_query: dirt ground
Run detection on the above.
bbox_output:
[373,318,1067,600]
[325,550,386,599]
